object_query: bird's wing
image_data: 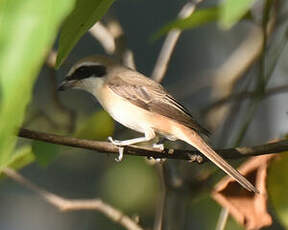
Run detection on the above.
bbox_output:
[107,73,210,136]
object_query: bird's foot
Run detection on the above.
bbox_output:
[146,156,166,164]
[108,136,125,162]
[146,143,165,163]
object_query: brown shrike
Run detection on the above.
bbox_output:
[58,55,258,193]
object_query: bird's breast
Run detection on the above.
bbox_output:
[96,86,153,134]
[95,85,182,141]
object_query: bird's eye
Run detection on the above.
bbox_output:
[75,66,88,75]
[89,65,106,78]
[69,65,106,80]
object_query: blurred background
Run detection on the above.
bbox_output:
[0,0,288,229]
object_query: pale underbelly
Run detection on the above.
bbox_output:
[98,88,152,134]
[96,86,179,141]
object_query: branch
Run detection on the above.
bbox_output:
[106,19,136,69]
[89,22,116,55]
[18,128,288,161]
[216,208,229,230]
[151,0,203,82]
[89,20,136,70]
[3,168,143,230]
[153,164,166,230]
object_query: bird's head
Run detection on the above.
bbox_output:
[58,55,120,93]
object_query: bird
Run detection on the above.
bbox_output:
[58,55,258,193]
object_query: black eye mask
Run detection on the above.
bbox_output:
[68,65,106,80]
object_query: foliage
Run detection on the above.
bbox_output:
[0,0,74,168]
[56,0,115,68]
[0,145,35,179]
[268,154,288,229]
[219,0,257,29]
[32,141,59,167]
[0,0,115,169]
[153,7,218,40]
[154,0,257,39]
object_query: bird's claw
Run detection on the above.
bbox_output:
[115,147,124,162]
[108,137,125,162]
[146,156,166,164]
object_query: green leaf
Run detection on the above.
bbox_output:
[0,145,35,179]
[56,0,115,68]
[268,153,288,228]
[0,0,74,169]
[219,0,256,29]
[153,7,218,40]
[32,141,59,167]
[74,110,114,140]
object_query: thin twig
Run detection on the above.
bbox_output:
[233,98,261,146]
[201,84,288,115]
[151,0,203,82]
[153,164,166,230]
[89,20,136,69]
[18,128,288,161]
[205,25,263,130]
[215,208,229,230]
[89,22,116,55]
[3,168,143,230]
[231,1,276,147]
[215,79,251,147]
[106,19,136,69]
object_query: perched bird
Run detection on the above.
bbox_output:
[58,55,257,193]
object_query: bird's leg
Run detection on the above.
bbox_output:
[108,135,154,146]
[108,129,156,161]
[149,135,177,162]
[108,129,156,146]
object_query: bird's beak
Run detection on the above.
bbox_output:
[58,78,76,91]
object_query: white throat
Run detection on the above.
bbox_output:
[78,77,105,99]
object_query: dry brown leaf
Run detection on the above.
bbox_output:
[212,154,276,230]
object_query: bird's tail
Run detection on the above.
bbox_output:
[175,126,258,193]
